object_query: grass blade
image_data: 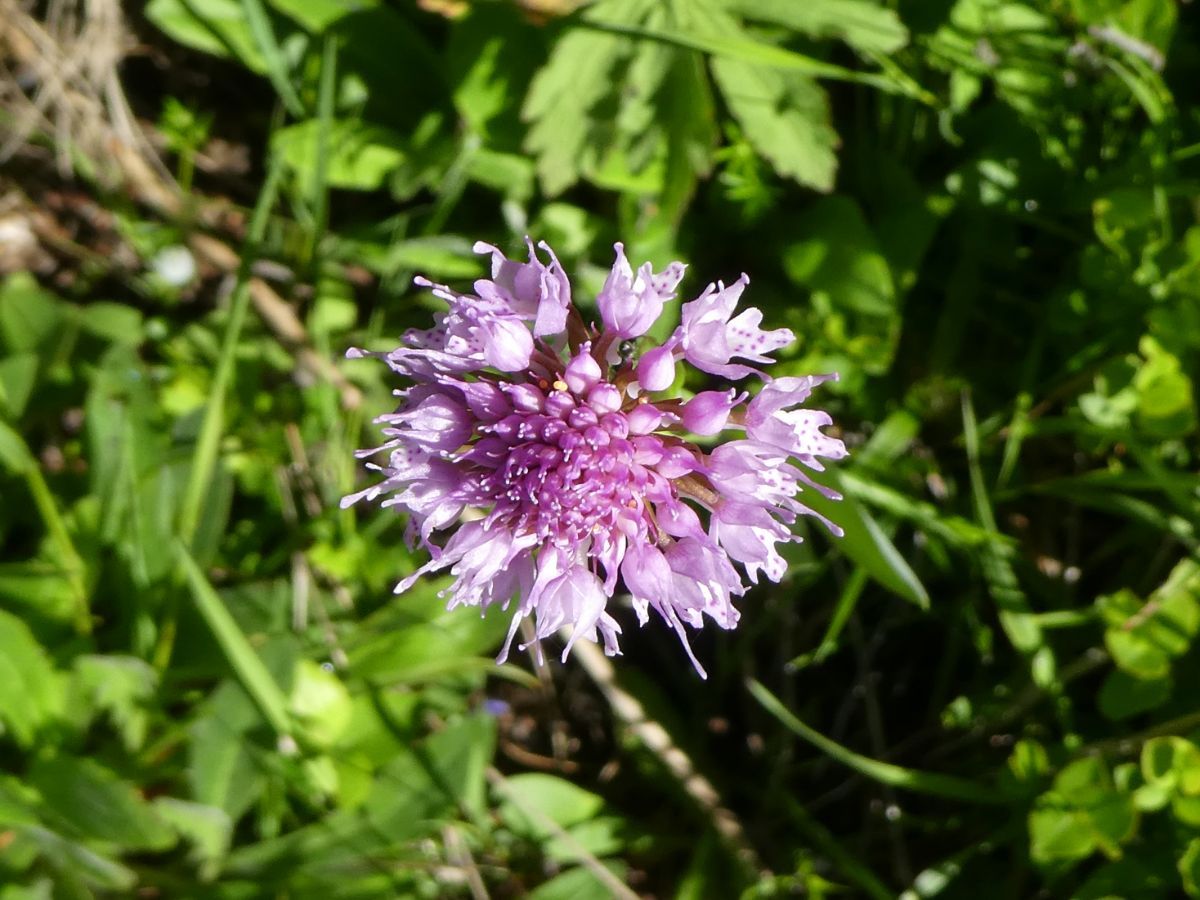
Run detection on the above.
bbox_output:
[747,678,1005,805]
[240,0,306,117]
[177,540,295,744]
[177,153,284,546]
[0,420,90,634]
[961,390,1043,656]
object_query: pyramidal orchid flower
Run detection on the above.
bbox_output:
[344,239,847,677]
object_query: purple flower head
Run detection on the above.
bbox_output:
[344,240,847,677]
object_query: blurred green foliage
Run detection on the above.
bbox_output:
[2,0,1200,896]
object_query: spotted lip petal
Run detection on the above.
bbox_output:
[344,238,846,676]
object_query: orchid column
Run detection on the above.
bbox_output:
[344,240,847,677]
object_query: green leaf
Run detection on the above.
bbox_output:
[288,659,351,749]
[1097,669,1171,720]
[267,0,375,32]
[498,774,605,839]
[1141,737,1200,794]
[0,609,63,748]
[152,797,233,878]
[1181,839,1200,898]
[783,195,901,374]
[527,863,630,900]
[1101,565,1200,680]
[76,303,144,346]
[28,756,175,851]
[188,683,265,821]
[711,58,837,191]
[178,542,296,743]
[0,274,63,354]
[15,825,137,891]
[0,352,38,418]
[272,119,406,193]
[725,0,909,54]
[749,678,1002,803]
[1030,757,1139,865]
[784,196,896,316]
[1134,336,1196,438]
[804,471,929,609]
[145,0,268,72]
[71,655,158,752]
[1028,806,1099,863]
[523,0,652,195]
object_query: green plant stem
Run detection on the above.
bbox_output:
[155,154,283,672]
[0,421,92,635]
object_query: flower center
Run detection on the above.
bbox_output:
[475,378,648,549]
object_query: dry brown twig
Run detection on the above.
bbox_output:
[569,639,764,877]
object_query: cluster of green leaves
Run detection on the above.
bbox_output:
[2,0,1200,895]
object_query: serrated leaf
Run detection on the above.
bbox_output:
[711,57,837,191]
[72,655,158,752]
[725,0,908,54]
[522,0,652,194]
[0,609,64,747]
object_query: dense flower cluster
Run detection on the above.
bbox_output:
[344,239,847,676]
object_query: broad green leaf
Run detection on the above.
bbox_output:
[0,352,38,418]
[725,0,909,54]
[268,0,376,32]
[28,756,175,851]
[804,471,929,609]
[526,862,631,900]
[1028,807,1098,863]
[1097,669,1171,720]
[498,774,606,839]
[76,303,144,346]
[188,683,265,821]
[0,609,64,747]
[1134,336,1196,437]
[784,196,896,317]
[288,660,351,749]
[145,0,269,72]
[272,119,406,194]
[1031,757,1139,864]
[0,274,63,354]
[178,542,295,743]
[1101,566,1200,680]
[711,58,837,191]
[14,825,137,891]
[783,195,901,375]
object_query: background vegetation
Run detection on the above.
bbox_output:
[1,0,1199,896]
